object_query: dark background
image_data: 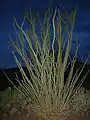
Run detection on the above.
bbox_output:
[0,0,90,69]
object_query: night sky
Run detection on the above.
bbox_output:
[0,0,90,68]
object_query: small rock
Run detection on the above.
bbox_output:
[9,107,17,116]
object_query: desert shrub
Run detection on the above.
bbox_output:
[6,7,90,120]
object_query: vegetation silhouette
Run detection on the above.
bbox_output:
[0,51,90,91]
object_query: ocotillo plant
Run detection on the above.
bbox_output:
[8,8,89,120]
